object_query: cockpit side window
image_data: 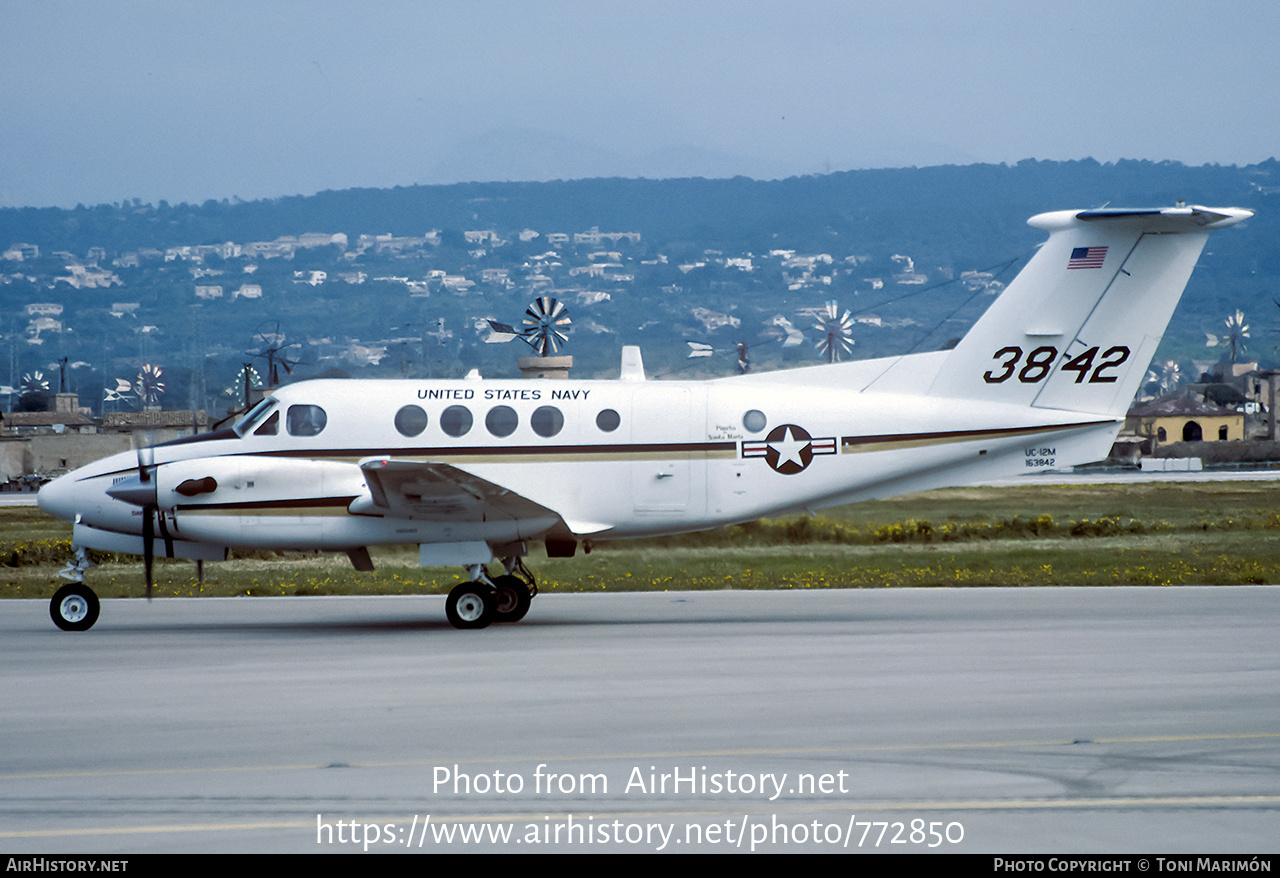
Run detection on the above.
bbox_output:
[254,411,280,436]
[286,404,328,436]
[232,398,277,437]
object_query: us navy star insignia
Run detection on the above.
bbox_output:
[742,424,838,474]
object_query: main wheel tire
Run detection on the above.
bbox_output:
[445,582,496,630]
[51,583,100,632]
[491,574,532,623]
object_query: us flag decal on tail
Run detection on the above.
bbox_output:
[1067,246,1107,269]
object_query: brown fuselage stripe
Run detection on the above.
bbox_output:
[840,420,1110,454]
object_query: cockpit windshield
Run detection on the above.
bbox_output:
[231,397,277,437]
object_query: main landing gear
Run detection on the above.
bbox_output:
[46,552,537,632]
[445,559,537,630]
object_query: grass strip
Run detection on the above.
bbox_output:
[4,480,1279,597]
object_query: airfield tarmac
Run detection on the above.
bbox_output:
[1,587,1277,854]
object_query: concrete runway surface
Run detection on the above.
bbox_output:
[1,587,1277,854]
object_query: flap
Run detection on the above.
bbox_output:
[356,457,561,523]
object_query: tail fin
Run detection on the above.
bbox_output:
[925,206,1252,417]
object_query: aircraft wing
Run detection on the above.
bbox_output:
[355,457,561,524]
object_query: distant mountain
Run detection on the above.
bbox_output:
[423,127,792,185]
[3,157,1272,255]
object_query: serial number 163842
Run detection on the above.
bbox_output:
[1025,446,1055,468]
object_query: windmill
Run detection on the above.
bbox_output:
[520,296,572,356]
[136,364,166,407]
[20,370,49,395]
[1143,359,1182,398]
[1220,310,1250,367]
[225,364,263,410]
[104,377,133,406]
[686,341,751,374]
[1204,310,1251,381]
[15,370,52,412]
[814,300,854,363]
[251,322,304,387]
[687,316,804,375]
[487,297,572,357]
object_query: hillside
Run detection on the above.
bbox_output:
[1,159,1274,416]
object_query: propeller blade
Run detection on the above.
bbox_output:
[139,442,156,599]
[142,509,155,601]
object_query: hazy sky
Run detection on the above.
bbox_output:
[3,0,1277,208]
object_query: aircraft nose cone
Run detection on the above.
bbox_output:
[37,472,78,522]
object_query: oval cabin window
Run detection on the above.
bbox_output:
[742,410,767,433]
[394,405,428,437]
[485,405,519,438]
[531,405,564,437]
[440,405,473,437]
[596,409,621,432]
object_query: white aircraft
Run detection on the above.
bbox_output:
[37,205,1252,631]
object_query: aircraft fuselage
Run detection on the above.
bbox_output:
[39,374,1116,558]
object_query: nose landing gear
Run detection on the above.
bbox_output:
[51,583,100,632]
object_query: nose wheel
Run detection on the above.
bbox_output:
[51,583,100,632]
